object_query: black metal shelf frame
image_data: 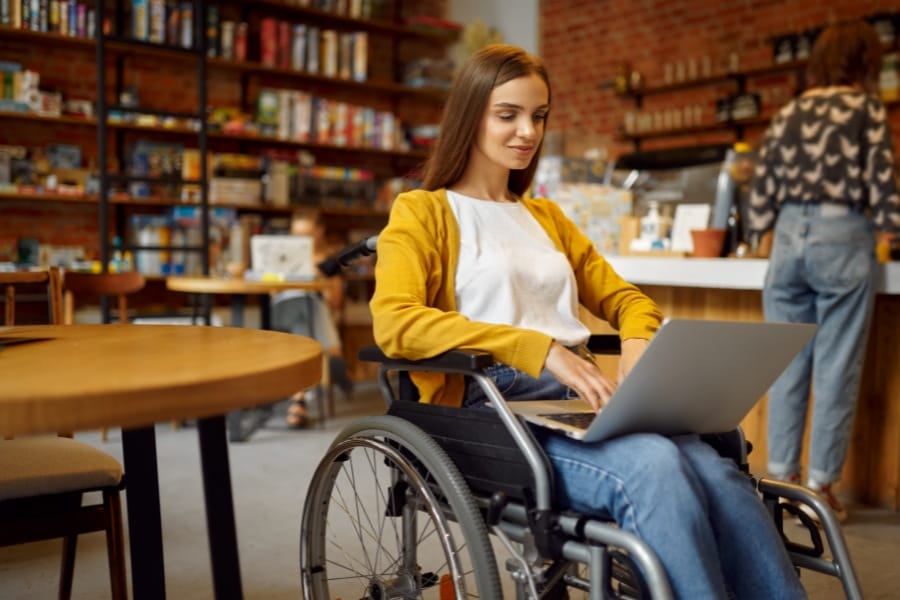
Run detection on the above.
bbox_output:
[95,0,211,329]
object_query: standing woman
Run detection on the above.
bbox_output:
[749,19,899,520]
[372,44,806,599]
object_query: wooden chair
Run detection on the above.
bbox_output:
[62,271,147,442]
[1,269,63,326]
[62,271,146,325]
[0,269,128,599]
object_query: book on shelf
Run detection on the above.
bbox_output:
[321,29,338,78]
[204,4,217,56]
[260,18,277,67]
[351,31,367,82]
[132,0,148,40]
[149,0,165,43]
[178,1,191,49]
[338,32,352,80]
[234,22,247,61]
[165,0,179,46]
[219,20,234,59]
[291,24,307,71]
[306,26,320,74]
[279,20,292,69]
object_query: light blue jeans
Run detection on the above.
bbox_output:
[464,364,806,599]
[763,203,877,485]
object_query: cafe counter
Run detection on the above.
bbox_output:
[602,256,900,510]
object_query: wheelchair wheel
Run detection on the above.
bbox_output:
[301,415,503,599]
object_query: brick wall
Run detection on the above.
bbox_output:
[539,0,900,158]
[0,0,447,259]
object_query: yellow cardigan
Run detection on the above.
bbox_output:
[370,188,663,406]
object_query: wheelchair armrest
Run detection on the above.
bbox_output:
[359,345,495,371]
[586,334,621,355]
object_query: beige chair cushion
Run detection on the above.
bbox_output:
[0,437,123,501]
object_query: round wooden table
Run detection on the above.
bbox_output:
[166,276,328,328]
[0,324,322,600]
[166,276,332,440]
[165,275,328,296]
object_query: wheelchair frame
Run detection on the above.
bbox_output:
[300,343,863,599]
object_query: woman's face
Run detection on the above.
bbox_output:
[472,73,549,173]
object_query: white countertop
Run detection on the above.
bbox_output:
[605,256,900,295]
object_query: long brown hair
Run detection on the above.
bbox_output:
[807,19,882,92]
[422,44,551,196]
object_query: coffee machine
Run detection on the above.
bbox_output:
[606,143,753,255]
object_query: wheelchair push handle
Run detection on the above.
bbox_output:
[317,235,378,276]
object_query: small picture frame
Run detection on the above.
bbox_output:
[671,204,712,252]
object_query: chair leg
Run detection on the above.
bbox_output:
[101,427,109,442]
[58,535,77,600]
[104,489,129,600]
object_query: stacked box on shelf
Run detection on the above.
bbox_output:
[210,153,264,206]
[128,140,184,199]
[296,165,375,209]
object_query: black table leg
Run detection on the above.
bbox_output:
[197,415,244,599]
[230,295,245,328]
[260,295,271,330]
[122,426,167,600]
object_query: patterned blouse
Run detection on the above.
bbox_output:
[749,89,900,236]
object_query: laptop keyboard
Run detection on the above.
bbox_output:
[539,412,595,429]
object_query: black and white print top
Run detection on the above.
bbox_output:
[749,89,900,236]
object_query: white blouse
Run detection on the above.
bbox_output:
[447,190,590,347]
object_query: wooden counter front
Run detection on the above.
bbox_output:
[600,257,900,510]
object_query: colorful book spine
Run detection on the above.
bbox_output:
[75,1,84,37]
[165,0,178,45]
[321,29,337,77]
[178,1,191,48]
[351,31,367,82]
[47,0,58,31]
[132,0,148,40]
[291,24,306,71]
[277,20,291,69]
[148,0,165,43]
[305,26,319,73]
[259,18,277,66]
[219,21,234,60]
[233,22,247,61]
[204,4,217,55]
[65,0,74,36]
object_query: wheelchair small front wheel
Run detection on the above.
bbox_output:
[301,415,502,599]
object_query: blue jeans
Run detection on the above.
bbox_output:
[763,203,877,484]
[464,365,806,599]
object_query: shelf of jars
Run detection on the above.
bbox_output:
[621,96,900,144]
[620,115,774,143]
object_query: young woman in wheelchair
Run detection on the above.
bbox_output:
[369,44,807,599]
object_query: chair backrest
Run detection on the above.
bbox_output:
[0,268,63,325]
[63,271,146,324]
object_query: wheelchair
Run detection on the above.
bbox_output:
[299,234,860,598]
[299,336,863,599]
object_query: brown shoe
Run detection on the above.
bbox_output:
[800,483,848,524]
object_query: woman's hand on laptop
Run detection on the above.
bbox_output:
[619,338,650,384]
[545,342,616,411]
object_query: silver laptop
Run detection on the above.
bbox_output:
[508,319,816,443]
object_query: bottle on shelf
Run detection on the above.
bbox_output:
[110,236,128,272]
